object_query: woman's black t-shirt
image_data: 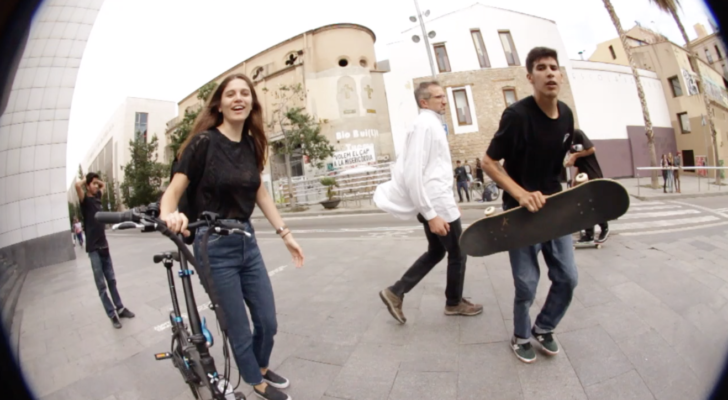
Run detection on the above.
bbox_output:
[176,128,260,221]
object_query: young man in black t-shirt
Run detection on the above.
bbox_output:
[75,172,134,329]
[566,129,609,243]
[481,47,578,363]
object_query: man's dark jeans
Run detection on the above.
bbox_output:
[501,202,578,339]
[89,248,124,318]
[585,222,609,239]
[457,181,470,202]
[194,220,277,386]
[390,214,465,307]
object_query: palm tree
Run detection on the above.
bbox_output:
[647,0,721,185]
[601,0,660,188]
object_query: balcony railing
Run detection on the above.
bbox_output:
[273,162,394,206]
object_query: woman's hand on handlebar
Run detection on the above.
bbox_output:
[162,211,190,237]
[282,233,304,268]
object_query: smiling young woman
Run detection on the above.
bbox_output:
[160,73,303,400]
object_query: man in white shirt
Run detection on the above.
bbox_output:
[374,81,483,324]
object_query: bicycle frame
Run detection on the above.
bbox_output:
[101,205,245,400]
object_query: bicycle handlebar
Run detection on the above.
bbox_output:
[95,206,251,271]
[96,210,136,224]
[96,208,249,234]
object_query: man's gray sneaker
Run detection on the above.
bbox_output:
[511,336,536,363]
[532,328,559,355]
[379,288,406,324]
[444,298,483,316]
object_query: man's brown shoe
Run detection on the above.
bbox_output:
[444,298,483,316]
[379,288,406,324]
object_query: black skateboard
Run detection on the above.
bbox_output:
[460,179,629,257]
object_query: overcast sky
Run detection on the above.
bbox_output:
[64,0,717,184]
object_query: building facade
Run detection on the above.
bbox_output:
[589,25,669,66]
[385,4,577,167]
[0,0,105,273]
[591,26,728,177]
[689,23,728,83]
[632,41,728,176]
[384,3,672,178]
[80,97,175,195]
[166,23,395,190]
[568,61,672,177]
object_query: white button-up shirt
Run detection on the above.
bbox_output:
[373,109,460,223]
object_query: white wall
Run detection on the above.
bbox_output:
[0,0,105,249]
[82,100,123,178]
[81,97,175,185]
[117,98,175,176]
[384,4,573,156]
[569,60,672,140]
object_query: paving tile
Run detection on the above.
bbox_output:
[630,266,715,313]
[582,265,630,288]
[19,337,47,363]
[399,342,459,372]
[630,304,687,345]
[267,331,309,371]
[276,305,335,338]
[617,330,704,399]
[388,371,458,400]
[554,302,602,334]
[516,348,587,400]
[38,386,95,400]
[325,343,401,400]
[19,228,728,400]
[609,282,663,307]
[457,342,524,400]
[573,281,619,308]
[313,302,380,346]
[595,304,651,342]
[583,370,655,400]
[458,303,509,345]
[275,357,342,400]
[360,308,421,346]
[293,339,356,366]
[558,326,633,387]
[688,269,727,292]
[666,318,728,390]
[681,303,728,336]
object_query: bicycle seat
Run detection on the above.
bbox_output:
[153,251,180,264]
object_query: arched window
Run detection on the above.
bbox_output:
[285,52,298,66]
[252,66,265,80]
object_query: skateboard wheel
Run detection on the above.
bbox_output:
[484,206,496,217]
[575,173,588,185]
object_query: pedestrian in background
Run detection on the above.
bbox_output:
[75,173,135,329]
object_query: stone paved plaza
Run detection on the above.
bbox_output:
[11,207,728,400]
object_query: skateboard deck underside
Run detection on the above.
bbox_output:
[460,179,629,257]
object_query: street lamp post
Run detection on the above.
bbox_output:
[412,0,437,78]
[410,1,446,126]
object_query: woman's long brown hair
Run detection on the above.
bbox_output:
[178,73,268,172]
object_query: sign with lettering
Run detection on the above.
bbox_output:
[681,69,699,96]
[333,144,376,168]
[336,129,379,141]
